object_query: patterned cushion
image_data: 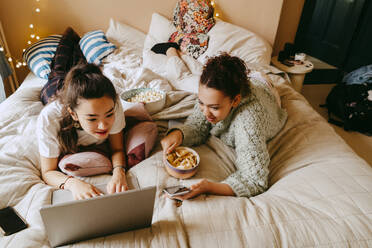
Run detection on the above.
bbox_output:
[23,35,62,79]
[79,30,116,65]
[169,0,215,59]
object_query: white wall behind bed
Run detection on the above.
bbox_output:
[0,0,304,84]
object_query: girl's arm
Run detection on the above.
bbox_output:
[173,103,211,147]
[40,156,102,199]
[161,104,210,154]
[41,156,70,187]
[222,112,270,198]
[107,131,128,193]
[172,179,235,200]
[175,108,270,200]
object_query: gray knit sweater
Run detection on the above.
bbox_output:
[175,78,287,197]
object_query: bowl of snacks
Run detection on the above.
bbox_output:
[164,146,200,179]
[121,88,166,114]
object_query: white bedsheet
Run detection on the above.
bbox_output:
[0,41,371,247]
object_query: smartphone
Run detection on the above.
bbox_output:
[0,206,28,236]
[163,186,190,197]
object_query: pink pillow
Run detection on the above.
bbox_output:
[125,121,158,168]
[58,152,112,177]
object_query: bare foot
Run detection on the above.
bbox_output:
[166,47,180,58]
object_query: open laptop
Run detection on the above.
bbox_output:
[40,181,156,247]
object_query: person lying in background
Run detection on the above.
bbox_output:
[151,0,215,93]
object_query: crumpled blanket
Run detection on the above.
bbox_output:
[169,0,215,59]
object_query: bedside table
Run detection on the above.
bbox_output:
[271,56,314,92]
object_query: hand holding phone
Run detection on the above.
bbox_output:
[163,186,190,197]
[0,206,28,236]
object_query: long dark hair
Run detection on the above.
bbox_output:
[57,63,117,155]
[200,53,250,99]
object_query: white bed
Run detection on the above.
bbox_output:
[0,14,371,248]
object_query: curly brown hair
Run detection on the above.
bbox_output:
[200,53,250,99]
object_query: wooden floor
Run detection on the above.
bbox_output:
[302,84,372,166]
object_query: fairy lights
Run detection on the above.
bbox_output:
[210,0,221,19]
[1,0,221,70]
[0,0,42,69]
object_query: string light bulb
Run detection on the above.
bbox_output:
[5,1,41,70]
[210,0,221,19]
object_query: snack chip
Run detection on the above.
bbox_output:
[167,148,197,170]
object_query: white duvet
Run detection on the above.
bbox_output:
[1,40,372,248]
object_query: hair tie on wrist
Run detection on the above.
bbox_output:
[59,176,74,189]
[113,165,126,172]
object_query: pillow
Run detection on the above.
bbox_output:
[106,18,146,49]
[123,102,157,168]
[146,13,177,46]
[79,30,116,65]
[143,13,177,76]
[23,35,62,79]
[58,152,112,177]
[125,121,158,168]
[197,20,272,65]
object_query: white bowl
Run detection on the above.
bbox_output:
[121,88,166,115]
[164,146,200,179]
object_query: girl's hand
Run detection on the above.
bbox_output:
[65,178,103,200]
[161,129,183,154]
[169,179,235,201]
[171,179,211,200]
[107,167,128,194]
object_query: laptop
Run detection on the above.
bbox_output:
[40,181,156,247]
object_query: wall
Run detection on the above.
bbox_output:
[0,0,302,86]
[274,0,305,55]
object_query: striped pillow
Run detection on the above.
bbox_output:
[23,35,62,79]
[79,30,116,65]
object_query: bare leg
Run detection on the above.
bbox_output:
[164,50,202,92]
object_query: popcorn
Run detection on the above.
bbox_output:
[127,90,163,103]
